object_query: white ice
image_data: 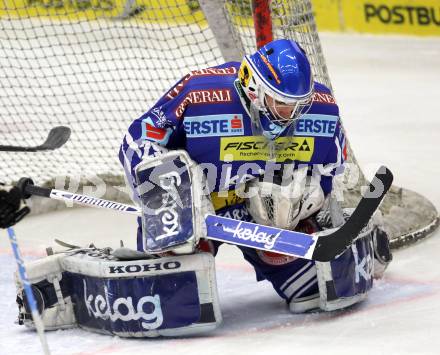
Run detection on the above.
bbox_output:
[0,33,439,355]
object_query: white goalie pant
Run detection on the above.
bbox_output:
[15,248,222,337]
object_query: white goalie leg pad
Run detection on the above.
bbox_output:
[246,166,324,230]
[288,208,392,313]
[289,293,320,314]
[15,254,76,330]
[316,205,393,280]
[16,248,221,337]
[60,250,221,337]
[135,149,214,254]
[314,215,377,311]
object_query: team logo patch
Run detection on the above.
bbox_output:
[256,250,297,266]
[150,107,170,128]
[239,62,253,88]
[295,114,339,137]
[183,114,244,137]
[219,136,314,162]
[141,117,172,145]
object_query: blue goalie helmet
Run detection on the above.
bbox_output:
[238,39,314,140]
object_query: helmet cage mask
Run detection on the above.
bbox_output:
[239,54,314,140]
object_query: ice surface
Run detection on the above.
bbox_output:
[0,33,439,355]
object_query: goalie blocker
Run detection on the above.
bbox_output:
[134,150,214,254]
[16,247,221,337]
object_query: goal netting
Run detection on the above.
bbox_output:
[0,0,437,248]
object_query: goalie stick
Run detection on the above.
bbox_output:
[1,125,69,354]
[17,166,393,262]
[0,126,71,152]
[7,227,51,355]
[206,167,392,262]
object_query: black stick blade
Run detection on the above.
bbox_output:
[39,126,71,150]
[0,126,71,152]
[312,166,393,262]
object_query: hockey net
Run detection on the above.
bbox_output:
[0,0,437,248]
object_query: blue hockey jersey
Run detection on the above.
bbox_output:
[119,62,346,210]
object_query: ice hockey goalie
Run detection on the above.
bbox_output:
[16,39,392,337]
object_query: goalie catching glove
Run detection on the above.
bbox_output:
[245,166,324,230]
